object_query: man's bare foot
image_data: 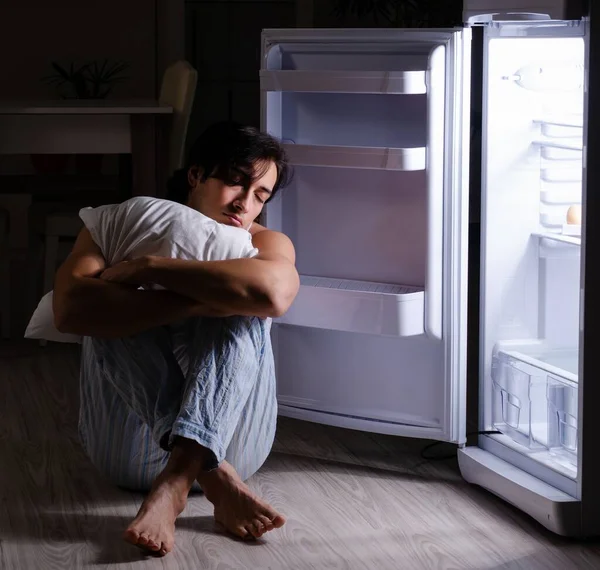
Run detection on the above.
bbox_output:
[199,461,286,540]
[123,473,189,557]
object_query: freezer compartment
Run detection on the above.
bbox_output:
[492,348,578,460]
[277,276,424,337]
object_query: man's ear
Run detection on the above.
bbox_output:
[188,166,203,186]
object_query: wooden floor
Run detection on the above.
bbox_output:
[2,341,600,569]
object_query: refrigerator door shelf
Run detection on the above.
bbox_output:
[260,70,426,95]
[276,276,425,337]
[283,143,426,172]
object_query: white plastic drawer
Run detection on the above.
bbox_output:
[547,376,578,466]
[492,351,549,449]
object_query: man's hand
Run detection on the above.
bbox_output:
[53,231,209,337]
[100,257,152,286]
[140,230,300,318]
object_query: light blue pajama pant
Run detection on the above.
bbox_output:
[77,316,278,491]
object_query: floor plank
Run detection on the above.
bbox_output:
[1,340,599,569]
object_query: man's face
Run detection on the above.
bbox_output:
[186,161,277,229]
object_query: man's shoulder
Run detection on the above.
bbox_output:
[249,222,272,236]
[250,225,296,263]
[250,224,289,243]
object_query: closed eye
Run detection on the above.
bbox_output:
[256,186,272,204]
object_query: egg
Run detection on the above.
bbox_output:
[566,204,582,225]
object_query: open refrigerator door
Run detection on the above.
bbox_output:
[260,29,470,444]
[458,1,589,537]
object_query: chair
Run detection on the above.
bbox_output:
[36,60,198,319]
[0,207,11,338]
[159,60,199,174]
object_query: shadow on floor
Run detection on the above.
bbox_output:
[0,510,222,565]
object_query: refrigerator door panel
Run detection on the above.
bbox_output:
[458,17,592,536]
[261,29,470,443]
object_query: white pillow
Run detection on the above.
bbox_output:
[25,197,259,343]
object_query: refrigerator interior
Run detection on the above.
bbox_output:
[261,33,464,437]
[480,24,585,481]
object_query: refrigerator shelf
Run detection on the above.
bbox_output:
[260,70,427,95]
[534,118,584,139]
[534,118,583,129]
[283,143,426,171]
[534,232,581,247]
[276,275,424,337]
[536,140,583,161]
[536,140,583,152]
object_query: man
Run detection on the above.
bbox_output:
[53,122,299,557]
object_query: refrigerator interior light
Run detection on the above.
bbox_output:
[502,62,584,91]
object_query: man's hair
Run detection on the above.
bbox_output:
[167,121,291,205]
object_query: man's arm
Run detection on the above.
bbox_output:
[101,230,300,319]
[53,229,230,338]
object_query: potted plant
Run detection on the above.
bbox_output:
[33,59,130,175]
[43,59,130,100]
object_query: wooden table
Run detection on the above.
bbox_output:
[0,99,173,197]
[0,99,173,248]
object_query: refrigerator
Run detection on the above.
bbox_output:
[259,0,600,537]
